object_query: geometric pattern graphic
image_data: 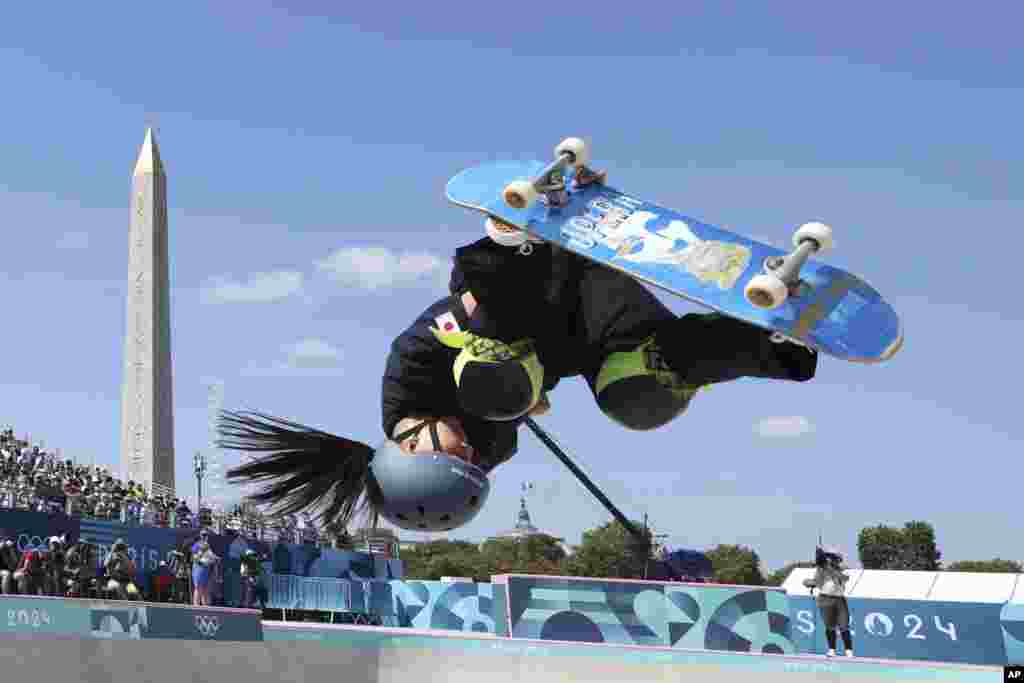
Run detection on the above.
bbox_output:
[389,580,495,632]
[1001,602,1024,665]
[499,575,797,655]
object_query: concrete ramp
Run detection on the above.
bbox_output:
[1,622,1000,683]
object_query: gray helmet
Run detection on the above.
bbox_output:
[367,422,490,531]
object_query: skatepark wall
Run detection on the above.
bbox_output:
[3,508,1020,666]
[274,571,1024,666]
[782,567,1024,665]
[0,595,1000,682]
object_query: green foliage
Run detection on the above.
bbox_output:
[564,520,651,579]
[705,544,765,586]
[901,521,942,570]
[858,521,941,570]
[402,540,485,581]
[765,561,816,587]
[945,559,1023,573]
[401,536,568,582]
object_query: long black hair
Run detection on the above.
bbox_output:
[216,410,377,529]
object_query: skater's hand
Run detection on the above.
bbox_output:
[529,394,551,417]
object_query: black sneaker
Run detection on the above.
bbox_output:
[656,313,818,385]
[768,332,818,382]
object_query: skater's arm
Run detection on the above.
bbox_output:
[381,299,464,438]
[461,416,518,472]
[449,241,546,337]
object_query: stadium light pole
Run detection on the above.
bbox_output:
[193,450,207,513]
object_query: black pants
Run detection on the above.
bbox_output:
[465,255,802,392]
[818,594,850,631]
[817,595,853,651]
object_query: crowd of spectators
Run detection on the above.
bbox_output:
[1,427,327,546]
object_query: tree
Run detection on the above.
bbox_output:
[401,540,484,581]
[900,521,942,570]
[765,561,816,587]
[946,559,1022,573]
[478,535,567,576]
[564,520,650,579]
[858,521,941,570]
[705,544,765,586]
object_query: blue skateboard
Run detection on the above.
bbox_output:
[445,138,903,363]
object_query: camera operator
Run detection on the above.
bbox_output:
[0,539,19,594]
[64,541,98,598]
[13,545,47,596]
[239,549,267,610]
[103,539,140,600]
[167,548,190,604]
[44,536,66,597]
[803,545,854,657]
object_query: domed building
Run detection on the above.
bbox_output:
[493,497,542,539]
[487,484,568,554]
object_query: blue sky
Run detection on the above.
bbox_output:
[1,3,1021,572]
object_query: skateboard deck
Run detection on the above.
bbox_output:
[446,158,903,363]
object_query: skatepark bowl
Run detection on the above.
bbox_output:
[0,594,1003,683]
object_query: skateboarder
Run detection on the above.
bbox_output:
[220,230,817,533]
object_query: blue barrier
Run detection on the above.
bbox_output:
[267,575,355,611]
[0,595,262,641]
[788,595,1009,665]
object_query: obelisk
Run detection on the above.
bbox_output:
[119,128,176,497]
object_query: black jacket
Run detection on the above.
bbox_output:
[381,239,585,472]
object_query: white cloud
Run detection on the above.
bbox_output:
[284,338,342,369]
[753,416,815,439]
[315,246,450,290]
[239,338,345,378]
[200,271,304,304]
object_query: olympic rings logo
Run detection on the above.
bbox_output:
[194,614,221,638]
[16,535,48,553]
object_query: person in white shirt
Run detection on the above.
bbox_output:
[803,546,854,657]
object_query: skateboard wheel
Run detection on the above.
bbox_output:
[554,137,589,167]
[744,274,789,310]
[503,180,538,209]
[793,221,833,252]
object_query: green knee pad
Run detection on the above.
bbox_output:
[432,327,544,421]
[595,336,702,431]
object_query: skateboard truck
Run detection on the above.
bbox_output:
[743,222,834,310]
[502,137,600,210]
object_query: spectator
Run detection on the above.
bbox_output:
[191,531,217,606]
[44,535,66,596]
[151,560,174,602]
[103,538,140,600]
[167,548,191,604]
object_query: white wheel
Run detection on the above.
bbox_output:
[485,216,529,247]
[744,273,789,309]
[792,221,833,252]
[554,137,589,167]
[503,180,538,209]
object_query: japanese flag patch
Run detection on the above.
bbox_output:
[434,311,461,333]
